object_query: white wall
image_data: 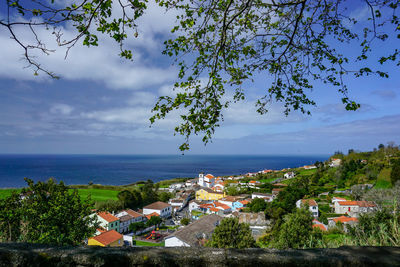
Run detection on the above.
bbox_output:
[165,236,190,247]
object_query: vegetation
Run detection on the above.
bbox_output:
[208,218,257,249]
[180,218,190,226]
[0,178,97,245]
[4,1,400,150]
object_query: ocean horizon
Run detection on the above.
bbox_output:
[0,154,329,188]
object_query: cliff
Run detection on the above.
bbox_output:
[0,243,399,267]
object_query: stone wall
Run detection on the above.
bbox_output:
[0,243,399,267]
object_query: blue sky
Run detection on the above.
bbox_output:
[0,1,399,155]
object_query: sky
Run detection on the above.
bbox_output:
[0,1,399,155]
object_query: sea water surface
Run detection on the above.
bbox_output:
[0,154,329,188]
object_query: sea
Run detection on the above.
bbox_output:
[0,154,329,188]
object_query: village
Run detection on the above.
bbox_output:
[87,156,379,248]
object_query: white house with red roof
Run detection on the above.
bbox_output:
[143,201,172,218]
[95,211,120,233]
[334,201,377,217]
[115,209,146,233]
[312,219,327,231]
[296,199,319,217]
[198,173,216,188]
[328,216,358,231]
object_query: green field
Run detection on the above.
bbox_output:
[0,188,21,199]
[0,188,119,201]
[298,168,317,176]
[134,240,165,247]
[260,177,277,183]
[72,189,119,201]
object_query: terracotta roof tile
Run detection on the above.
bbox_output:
[125,209,144,218]
[97,212,119,223]
[90,230,122,246]
[332,216,359,223]
[145,212,160,220]
[143,201,171,210]
[301,199,318,206]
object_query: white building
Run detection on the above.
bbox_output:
[188,200,202,212]
[334,201,377,217]
[143,201,172,218]
[296,199,319,217]
[198,173,215,188]
[115,209,146,233]
[251,192,274,202]
[284,172,295,179]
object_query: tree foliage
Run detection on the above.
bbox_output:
[272,207,320,249]
[391,159,400,186]
[3,0,400,150]
[0,178,97,245]
[207,217,256,248]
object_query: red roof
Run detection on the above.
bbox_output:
[199,204,214,209]
[125,209,144,218]
[214,202,230,210]
[145,212,160,220]
[97,212,119,223]
[97,227,107,233]
[209,207,220,212]
[312,224,327,231]
[205,174,215,179]
[301,199,318,206]
[332,216,359,223]
[143,201,171,210]
[90,230,122,246]
[337,201,376,207]
[240,200,250,205]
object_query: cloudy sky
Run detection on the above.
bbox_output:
[0,1,399,155]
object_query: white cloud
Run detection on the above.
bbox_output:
[0,3,179,89]
[50,104,74,115]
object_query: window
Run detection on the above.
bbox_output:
[110,223,113,227]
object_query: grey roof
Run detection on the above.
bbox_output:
[119,214,133,222]
[167,214,222,247]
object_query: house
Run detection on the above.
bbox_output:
[214,202,231,214]
[143,201,172,218]
[246,172,257,177]
[272,188,283,196]
[219,196,239,208]
[88,230,123,247]
[115,213,133,234]
[329,158,342,167]
[198,173,215,188]
[96,212,120,233]
[189,200,203,212]
[115,209,146,233]
[125,209,146,223]
[169,198,185,210]
[260,169,273,174]
[334,201,377,217]
[328,216,358,231]
[195,187,225,201]
[296,199,319,217]
[164,214,222,247]
[284,172,295,179]
[185,179,197,187]
[251,192,274,202]
[303,165,317,170]
[331,197,347,205]
[212,181,225,192]
[312,219,327,231]
[248,180,260,188]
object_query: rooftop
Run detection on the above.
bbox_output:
[97,212,119,223]
[125,209,144,218]
[166,214,222,247]
[143,201,171,210]
[90,230,122,246]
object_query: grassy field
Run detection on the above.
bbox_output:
[72,188,119,201]
[375,168,392,189]
[134,240,165,247]
[260,177,277,183]
[0,188,21,199]
[0,188,119,201]
[298,168,317,176]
